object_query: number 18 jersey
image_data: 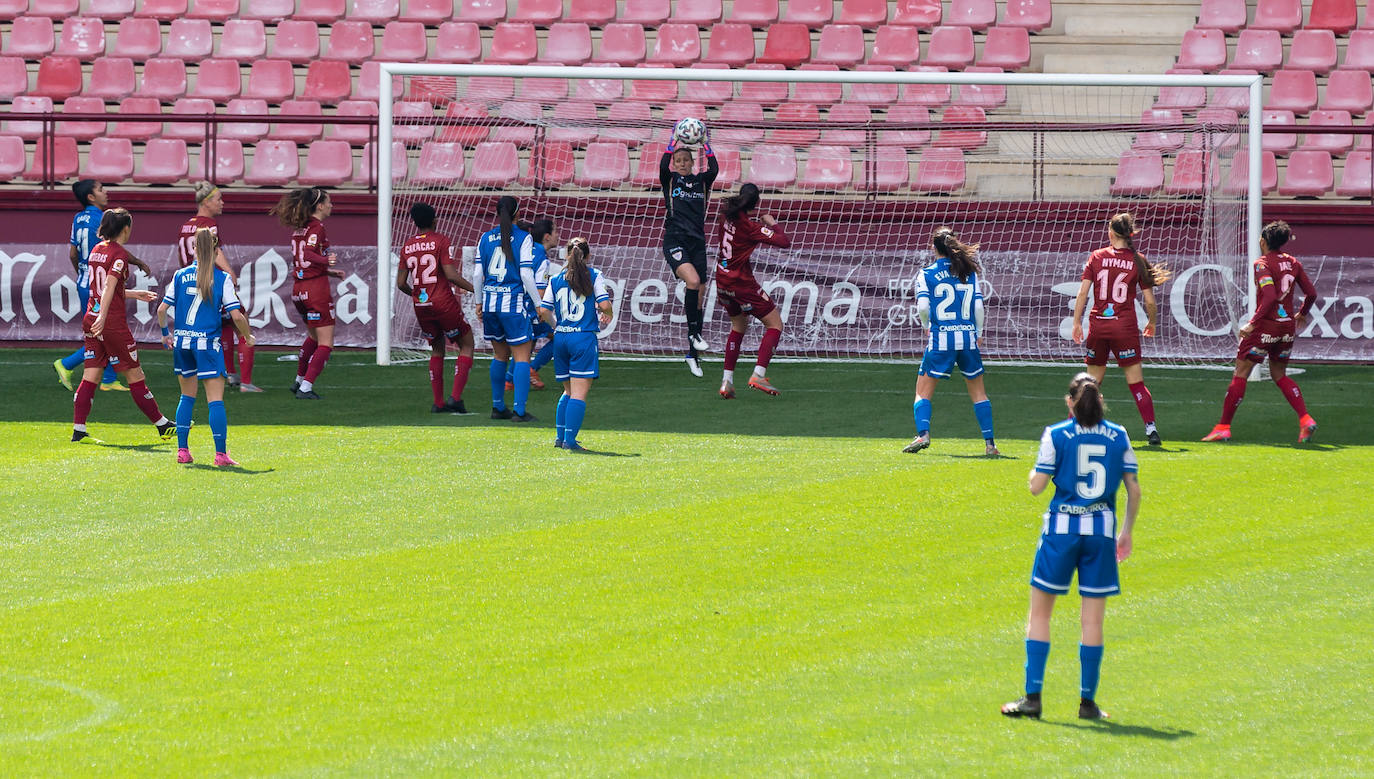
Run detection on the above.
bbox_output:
[540,268,611,333]
[1034,418,1138,537]
[916,257,982,351]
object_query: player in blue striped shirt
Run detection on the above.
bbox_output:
[506,218,559,392]
[1002,373,1141,721]
[538,237,613,452]
[156,227,255,467]
[476,196,542,423]
[54,180,122,392]
[904,227,998,455]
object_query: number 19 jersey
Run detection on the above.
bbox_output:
[916,258,982,351]
[1034,418,1138,536]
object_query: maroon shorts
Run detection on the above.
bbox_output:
[83,327,140,371]
[292,278,334,327]
[1237,322,1295,364]
[716,281,776,320]
[1084,325,1141,368]
[416,306,470,345]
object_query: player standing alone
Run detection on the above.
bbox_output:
[475,196,541,422]
[538,237,613,452]
[54,180,123,392]
[715,183,790,398]
[1202,220,1318,442]
[1071,213,1170,446]
[660,122,719,377]
[270,187,344,400]
[1002,373,1140,721]
[396,202,476,414]
[178,182,259,392]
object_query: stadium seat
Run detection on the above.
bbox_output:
[135,137,190,183]
[730,0,777,27]
[629,63,679,103]
[297,0,345,22]
[663,101,707,127]
[56,17,106,61]
[880,104,931,147]
[349,0,399,23]
[565,0,616,26]
[620,0,668,25]
[197,138,245,182]
[1208,69,1258,112]
[244,0,294,22]
[221,98,270,142]
[543,23,592,66]
[948,0,995,31]
[900,65,952,106]
[549,101,599,146]
[29,0,78,17]
[758,23,812,68]
[978,27,1030,71]
[88,0,137,20]
[704,22,756,67]
[1001,0,1051,32]
[329,99,378,144]
[1307,0,1357,35]
[1155,69,1206,112]
[1133,108,1185,151]
[600,101,653,145]
[412,141,465,185]
[137,58,187,101]
[0,57,28,100]
[630,140,668,187]
[1287,30,1337,75]
[521,141,575,187]
[595,23,647,66]
[486,22,537,65]
[5,96,51,140]
[356,138,407,185]
[188,0,237,20]
[576,141,631,188]
[269,99,324,144]
[674,0,721,26]
[819,102,871,147]
[24,135,78,181]
[1187,106,1242,150]
[110,96,162,140]
[4,17,54,58]
[298,60,351,106]
[814,25,864,67]
[650,23,702,66]
[514,0,569,22]
[468,75,516,102]
[1252,0,1302,34]
[924,26,975,70]
[1267,70,1319,114]
[326,21,376,64]
[1177,29,1227,73]
[273,22,322,64]
[781,0,830,28]
[1230,29,1283,74]
[1279,149,1334,195]
[32,56,83,100]
[88,59,147,102]
[1343,31,1374,71]
[490,100,538,147]
[769,101,821,145]
[520,72,570,102]
[1301,109,1354,154]
[354,60,403,103]
[433,100,488,145]
[218,20,268,60]
[297,139,354,186]
[869,26,920,68]
[913,147,965,192]
[390,99,435,145]
[837,0,886,27]
[433,22,482,63]
[933,104,987,149]
[1322,70,1374,115]
[1335,150,1373,196]
[244,139,299,186]
[710,143,742,186]
[1163,150,1220,195]
[0,136,25,182]
[136,0,189,20]
[714,100,766,144]
[1222,149,1277,194]
[800,145,853,190]
[1109,150,1164,196]
[456,0,504,24]
[164,97,216,142]
[81,136,135,182]
[381,22,428,63]
[864,145,909,190]
[245,60,296,103]
[112,18,161,61]
[1197,0,1246,35]
[189,59,243,102]
[1260,109,1297,154]
[955,66,1006,108]
[849,64,899,105]
[164,19,214,61]
[399,0,451,23]
[793,63,843,106]
[748,144,796,187]
[739,62,789,106]
[891,0,940,27]
[683,64,734,104]
[572,68,625,104]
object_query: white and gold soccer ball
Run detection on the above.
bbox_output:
[673,117,707,146]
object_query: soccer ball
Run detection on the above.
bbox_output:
[674,117,707,146]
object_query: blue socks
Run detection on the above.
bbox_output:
[564,398,587,444]
[531,339,555,372]
[555,393,570,444]
[913,398,932,435]
[1080,644,1104,701]
[974,399,994,441]
[208,400,227,454]
[176,394,194,449]
[60,346,85,371]
[512,361,531,415]
[1025,639,1050,695]
[489,359,507,411]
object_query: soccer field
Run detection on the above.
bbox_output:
[1,349,1370,775]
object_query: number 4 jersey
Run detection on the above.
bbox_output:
[1034,419,1138,536]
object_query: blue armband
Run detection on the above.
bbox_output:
[161,326,170,336]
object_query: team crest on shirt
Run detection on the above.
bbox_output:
[1101,305,1116,319]
[92,301,101,313]
[418,289,430,303]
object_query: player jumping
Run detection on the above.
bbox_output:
[714,183,790,398]
[660,121,719,377]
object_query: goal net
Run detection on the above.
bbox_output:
[376,66,1261,368]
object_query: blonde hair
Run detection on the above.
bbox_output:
[195,228,217,302]
[194,181,219,204]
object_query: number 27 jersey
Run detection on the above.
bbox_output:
[916,257,982,351]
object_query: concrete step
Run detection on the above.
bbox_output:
[1063,12,1197,38]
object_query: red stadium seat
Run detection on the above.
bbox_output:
[1279,149,1334,195]
[325,21,376,64]
[1335,150,1373,196]
[881,104,931,146]
[739,62,788,106]
[433,22,482,63]
[1208,68,1257,112]
[1308,0,1357,35]
[189,59,243,102]
[891,0,940,27]
[933,104,986,149]
[674,0,721,25]
[1322,69,1374,115]
[164,97,215,142]
[297,139,354,186]
[913,147,965,192]
[381,22,428,62]
[864,145,909,190]
[468,75,516,101]
[0,57,29,100]
[955,65,1006,108]
[629,63,679,102]
[222,98,270,142]
[869,25,920,68]
[565,0,616,26]
[800,145,853,190]
[704,22,756,67]
[33,56,83,100]
[1252,0,1302,34]
[948,0,995,32]
[814,25,864,67]
[519,72,570,102]
[24,135,79,181]
[710,144,742,186]
[0,136,26,182]
[900,65,951,107]
[1266,69,1319,114]
[769,101,821,145]
[1164,150,1219,195]
[245,59,296,103]
[1230,29,1283,74]
[301,60,352,106]
[110,96,161,140]
[188,0,237,20]
[56,17,106,61]
[297,0,345,22]
[1287,30,1337,75]
[1002,0,1051,32]
[357,139,408,185]
[245,140,299,186]
[1301,109,1354,154]
[978,26,1030,71]
[457,0,504,24]
[1134,108,1185,151]
[269,99,324,144]
[136,0,189,21]
[748,144,797,187]
[413,141,466,185]
[1177,29,1227,73]
[924,26,975,70]
[81,136,135,182]
[434,101,488,145]
[849,64,899,105]
[5,17,54,59]
[1109,150,1164,196]
[1222,149,1277,194]
[782,0,830,28]
[88,0,137,20]
[349,0,399,24]
[5,96,51,140]
[838,0,886,27]
[244,0,293,21]
[521,141,575,187]
[1197,0,1246,34]
[491,100,538,146]
[329,99,378,144]
[683,63,735,104]
[392,99,436,145]
[601,101,652,145]
[819,102,871,146]
[595,23,647,66]
[543,23,592,66]
[630,140,668,187]
[164,19,214,61]
[112,18,161,61]
[1261,109,1297,155]
[549,101,599,146]
[197,138,245,183]
[758,23,811,68]
[135,137,190,183]
[30,0,78,17]
[218,20,268,60]
[650,23,702,66]
[730,0,777,27]
[487,22,537,65]
[715,100,765,144]
[662,100,707,126]
[1155,69,1206,112]
[272,21,322,64]
[576,141,631,188]
[620,0,668,25]
[400,0,452,23]
[793,63,843,106]
[572,68,625,104]
[1343,31,1374,70]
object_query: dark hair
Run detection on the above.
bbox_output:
[97,207,132,241]
[721,183,761,222]
[496,196,519,265]
[564,237,594,298]
[269,187,327,229]
[1069,372,1105,428]
[931,226,981,283]
[529,218,555,244]
[73,179,98,207]
[410,202,436,230]
[1261,220,1292,252]
[1110,213,1158,287]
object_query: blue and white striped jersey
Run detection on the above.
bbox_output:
[475,225,535,314]
[161,265,242,347]
[916,258,983,352]
[1033,418,1138,537]
[540,268,611,334]
[70,205,103,289]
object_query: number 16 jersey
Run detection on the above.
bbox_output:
[1081,247,1143,337]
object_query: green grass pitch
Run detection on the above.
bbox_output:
[1,349,1371,775]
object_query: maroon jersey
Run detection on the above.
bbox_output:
[716,215,790,288]
[85,240,132,331]
[291,218,330,281]
[1250,251,1316,327]
[1082,247,1145,332]
[401,231,462,315]
[177,215,221,268]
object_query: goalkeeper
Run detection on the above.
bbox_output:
[659,120,719,378]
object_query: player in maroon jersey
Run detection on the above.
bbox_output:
[1203,221,1319,443]
[396,202,477,414]
[72,208,175,443]
[270,187,344,400]
[714,183,791,398]
[179,182,259,392]
[1070,213,1171,446]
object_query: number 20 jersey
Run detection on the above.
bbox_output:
[1034,419,1138,536]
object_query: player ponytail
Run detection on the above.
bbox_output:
[496,195,519,265]
[1110,212,1157,287]
[1068,372,1105,428]
[194,227,217,302]
[97,207,132,241]
[269,187,326,229]
[721,183,761,222]
[565,237,594,299]
[931,227,981,283]
[1261,220,1292,252]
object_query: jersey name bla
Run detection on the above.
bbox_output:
[1034,419,1139,537]
[540,268,612,333]
[401,231,460,314]
[916,258,983,351]
[717,215,791,287]
[291,218,329,281]
[1254,252,1307,323]
[476,226,535,314]
[177,216,221,269]
[70,205,103,288]
[162,265,242,347]
[1082,247,1142,326]
[85,241,131,327]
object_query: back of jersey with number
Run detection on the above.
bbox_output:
[70,205,102,287]
[86,241,131,327]
[546,268,610,333]
[291,218,328,281]
[177,216,220,269]
[402,231,459,313]
[1256,252,1304,323]
[916,258,981,351]
[1083,247,1141,329]
[477,225,533,314]
[165,265,240,338]
[1035,419,1138,521]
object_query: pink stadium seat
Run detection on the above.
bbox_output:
[572,69,625,104]
[651,23,702,66]
[433,22,482,63]
[901,65,951,106]
[1252,0,1302,34]
[881,104,931,146]
[245,139,299,185]
[704,22,755,66]
[5,17,54,58]
[164,97,216,142]
[819,102,870,146]
[674,0,722,25]
[298,139,354,186]
[955,66,1006,108]
[391,99,435,144]
[56,17,106,61]
[1002,0,1051,32]
[434,101,488,145]
[244,0,293,22]
[800,145,853,190]
[516,71,567,102]
[891,0,940,27]
[770,101,821,145]
[245,59,296,103]
[190,59,243,102]
[0,136,25,182]
[1197,0,1246,34]
[32,56,83,100]
[136,0,189,20]
[400,0,452,23]
[6,95,51,140]
[1322,70,1373,115]
[631,140,667,187]
[357,60,403,102]
[222,98,270,142]
[566,0,616,26]
[549,101,599,146]
[933,104,987,149]
[1261,109,1297,154]
[468,75,516,101]
[714,100,765,144]
[663,101,707,126]
[864,145,908,190]
[1155,69,1206,112]
[88,0,137,21]
[913,147,964,192]
[1164,150,1220,195]
[1222,149,1277,194]
[329,99,378,144]
[838,0,886,27]
[270,99,324,143]
[456,0,504,25]
[273,22,322,63]
[711,144,742,186]
[491,100,538,146]
[1279,149,1334,195]
[1177,28,1227,72]
[381,22,428,62]
[758,23,811,68]
[849,64,899,105]
[780,0,829,28]
[948,0,995,31]
[301,60,352,106]
[979,27,1030,70]
[730,0,777,27]
[1208,69,1257,112]
[748,144,796,187]
[601,101,652,145]
[134,137,189,183]
[1335,150,1373,196]
[814,25,864,66]
[1287,30,1337,75]
[543,23,592,66]
[1343,31,1374,70]
[522,141,575,187]
[596,23,647,66]
[110,96,161,140]
[297,0,345,22]
[1267,69,1319,114]
[188,0,237,20]
[925,26,975,70]
[1187,106,1242,150]
[165,19,214,61]
[794,63,842,105]
[112,19,161,61]
[1308,0,1357,35]
[81,136,134,182]
[1134,108,1185,151]
[1301,109,1354,154]
[576,141,631,187]
[487,22,537,65]
[138,58,188,101]
[1109,150,1164,196]
[508,0,559,23]
[869,25,920,67]
[24,135,79,181]
[198,138,245,183]
[357,139,407,185]
[739,62,788,106]
[218,20,268,60]
[683,64,734,104]
[29,0,78,16]
[413,141,465,185]
[325,21,376,64]
[0,57,28,99]
[620,0,668,25]
[349,0,399,24]
[1230,29,1282,73]
[629,63,679,102]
